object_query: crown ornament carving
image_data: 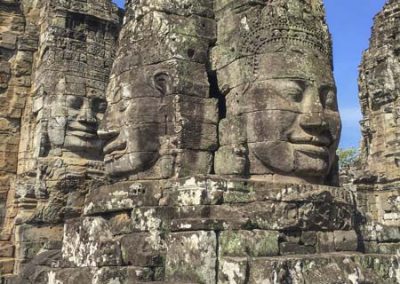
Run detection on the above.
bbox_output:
[233,0,332,57]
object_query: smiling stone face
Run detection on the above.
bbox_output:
[47,93,107,154]
[216,49,341,184]
[38,77,106,157]
[244,50,341,182]
[100,68,169,176]
[213,0,340,185]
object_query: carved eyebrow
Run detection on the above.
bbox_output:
[254,76,313,82]
[319,83,336,91]
[290,79,308,89]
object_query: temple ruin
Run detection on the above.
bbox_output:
[0,0,400,283]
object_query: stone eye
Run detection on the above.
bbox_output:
[154,72,170,95]
[285,80,305,103]
[66,96,83,110]
[288,92,303,103]
[92,98,107,113]
[286,88,303,102]
[319,87,337,110]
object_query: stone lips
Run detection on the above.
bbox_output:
[0,0,122,278]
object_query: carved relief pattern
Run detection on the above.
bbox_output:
[0,0,121,276]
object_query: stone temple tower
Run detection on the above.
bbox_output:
[359,0,400,187]
[356,0,400,256]
[1,0,400,283]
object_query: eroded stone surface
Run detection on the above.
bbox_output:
[99,0,217,181]
[1,0,400,283]
[249,254,400,284]
[353,0,400,260]
[213,0,341,186]
[0,0,39,276]
[0,0,122,277]
[358,0,400,187]
[165,231,217,284]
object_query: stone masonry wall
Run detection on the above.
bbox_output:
[356,0,400,256]
[0,0,122,277]
[0,0,36,275]
[13,177,400,283]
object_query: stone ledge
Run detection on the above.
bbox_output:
[223,253,400,284]
[84,176,355,216]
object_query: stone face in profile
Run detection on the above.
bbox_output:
[213,0,341,185]
[100,2,217,180]
[7,0,400,282]
[100,67,170,176]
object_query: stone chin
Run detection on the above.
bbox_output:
[292,145,332,177]
[252,141,333,178]
[104,152,159,177]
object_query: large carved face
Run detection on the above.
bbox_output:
[243,50,341,181]
[47,86,107,156]
[100,70,171,176]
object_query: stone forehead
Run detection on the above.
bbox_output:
[253,49,334,82]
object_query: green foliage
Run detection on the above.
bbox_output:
[337,147,360,168]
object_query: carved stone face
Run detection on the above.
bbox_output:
[47,93,107,155]
[100,70,171,176]
[244,50,341,181]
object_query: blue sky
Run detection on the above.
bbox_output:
[324,0,386,148]
[111,0,386,149]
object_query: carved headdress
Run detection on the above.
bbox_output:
[234,0,333,74]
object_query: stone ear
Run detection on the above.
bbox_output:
[153,72,171,95]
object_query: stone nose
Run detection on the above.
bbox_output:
[77,101,96,124]
[97,106,114,135]
[300,112,328,129]
[297,113,333,147]
[299,113,329,132]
